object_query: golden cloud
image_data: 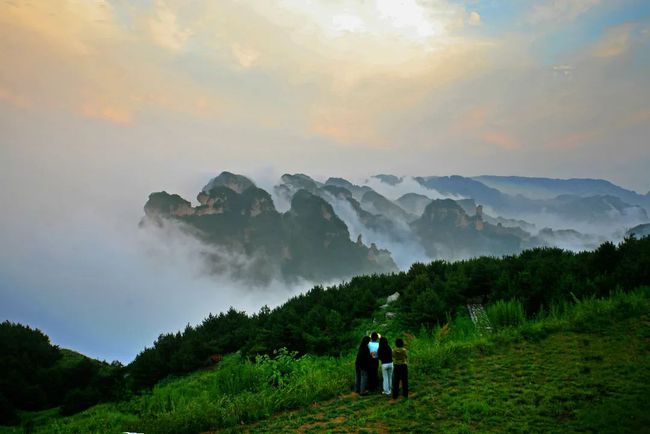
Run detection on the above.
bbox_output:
[482,131,521,150]
[592,23,635,58]
[81,102,133,124]
[0,0,497,145]
[148,1,193,52]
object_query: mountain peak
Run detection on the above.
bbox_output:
[372,174,403,186]
[203,171,255,194]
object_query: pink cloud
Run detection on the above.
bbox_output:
[482,130,521,150]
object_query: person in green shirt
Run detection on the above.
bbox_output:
[392,338,408,399]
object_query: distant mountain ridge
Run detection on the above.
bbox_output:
[141,171,649,284]
[474,175,650,209]
[411,175,648,225]
[143,173,396,283]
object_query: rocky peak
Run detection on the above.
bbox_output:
[240,188,276,217]
[280,173,320,193]
[290,190,339,223]
[203,171,255,194]
[419,199,468,228]
[144,192,194,218]
[325,177,373,201]
[456,198,477,215]
[372,174,403,186]
[396,193,432,216]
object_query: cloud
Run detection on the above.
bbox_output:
[591,23,635,58]
[81,102,133,124]
[468,11,481,26]
[148,1,193,52]
[362,176,463,201]
[231,43,260,68]
[552,65,575,77]
[309,107,382,146]
[0,85,29,108]
[0,0,497,146]
[528,0,601,25]
[546,130,597,149]
[482,130,521,150]
[451,105,491,132]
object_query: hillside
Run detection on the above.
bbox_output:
[2,288,648,433]
[233,299,649,433]
[2,237,649,432]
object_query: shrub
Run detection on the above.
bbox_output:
[60,388,102,416]
[0,392,19,426]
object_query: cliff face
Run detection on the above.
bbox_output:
[282,190,396,280]
[142,172,397,283]
[411,199,523,259]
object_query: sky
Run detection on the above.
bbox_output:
[1,0,650,362]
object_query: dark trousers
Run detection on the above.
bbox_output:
[392,364,408,398]
[368,358,379,392]
[355,367,361,393]
[355,367,368,395]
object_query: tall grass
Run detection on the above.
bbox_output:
[486,299,525,330]
[131,351,351,434]
[410,314,489,376]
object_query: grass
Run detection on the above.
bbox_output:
[486,299,525,329]
[228,289,650,433]
[2,288,648,434]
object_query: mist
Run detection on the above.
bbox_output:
[483,205,647,242]
[322,192,430,270]
[361,176,463,202]
[1,205,315,363]
[0,137,317,363]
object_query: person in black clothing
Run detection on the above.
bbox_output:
[367,332,380,392]
[355,336,371,396]
[377,336,393,395]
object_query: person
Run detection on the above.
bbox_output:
[355,336,371,396]
[392,338,408,399]
[367,332,380,392]
[377,336,393,395]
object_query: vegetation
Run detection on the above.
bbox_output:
[0,287,647,433]
[248,291,650,433]
[127,236,650,391]
[1,236,649,431]
[0,323,124,425]
[486,299,525,329]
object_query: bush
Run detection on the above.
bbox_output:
[486,300,525,330]
[0,392,19,426]
[60,388,102,416]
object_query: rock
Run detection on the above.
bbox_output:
[144,192,195,218]
[203,171,255,194]
[387,292,400,303]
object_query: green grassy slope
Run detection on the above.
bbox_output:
[224,292,650,434]
[238,319,649,433]
[2,290,648,434]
